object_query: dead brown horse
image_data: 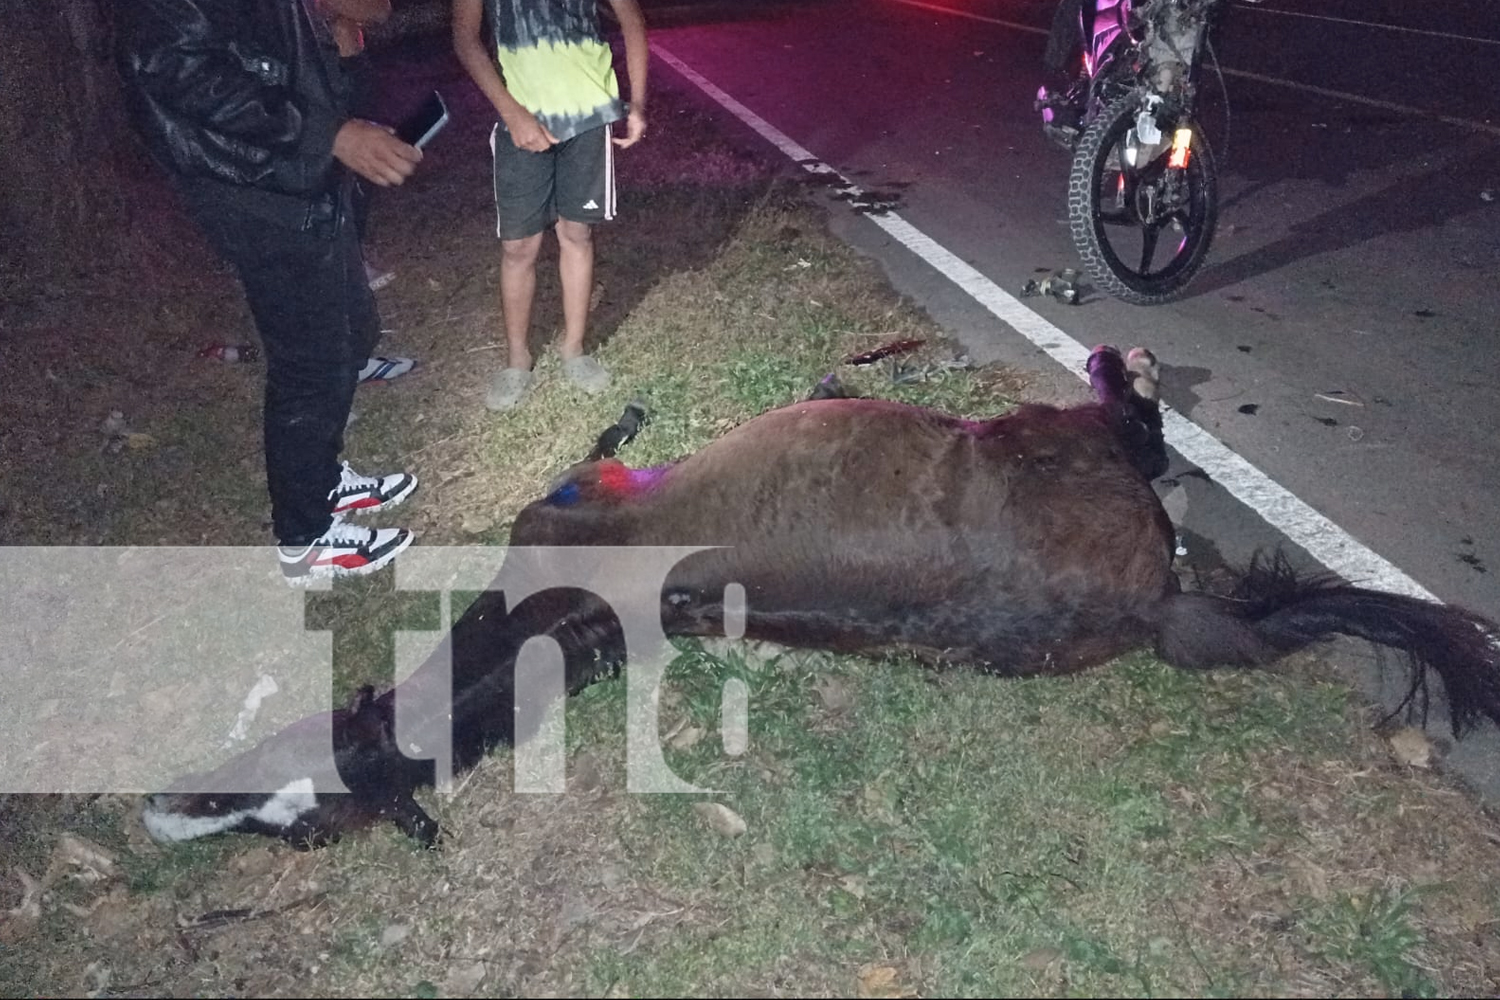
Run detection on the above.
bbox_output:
[140,345,1500,849]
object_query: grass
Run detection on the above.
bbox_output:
[3,20,1500,1000]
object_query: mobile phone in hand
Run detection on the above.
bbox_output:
[396,90,449,150]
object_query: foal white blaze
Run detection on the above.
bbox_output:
[140,776,319,844]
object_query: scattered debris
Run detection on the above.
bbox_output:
[813,675,854,713]
[1314,391,1363,407]
[178,892,327,932]
[48,834,117,885]
[79,888,135,941]
[1020,267,1081,305]
[1414,309,1436,318]
[1457,551,1487,573]
[838,873,867,899]
[1482,189,1495,202]
[571,751,605,794]
[222,673,279,748]
[692,801,747,838]
[1237,403,1259,415]
[1020,946,1064,971]
[856,962,918,998]
[82,960,111,999]
[1346,426,1364,441]
[891,356,973,385]
[843,337,926,366]
[197,343,259,363]
[461,513,492,535]
[441,960,487,996]
[98,411,155,454]
[1387,727,1435,769]
[0,869,43,943]
[669,724,705,750]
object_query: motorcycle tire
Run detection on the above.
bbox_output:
[1067,93,1218,306]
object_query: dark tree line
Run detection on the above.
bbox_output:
[0,0,444,296]
[1,0,139,288]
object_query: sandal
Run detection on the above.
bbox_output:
[485,367,534,411]
[561,354,612,394]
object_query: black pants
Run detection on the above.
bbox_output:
[343,52,377,245]
[181,178,383,546]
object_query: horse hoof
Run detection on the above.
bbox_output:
[1126,348,1160,400]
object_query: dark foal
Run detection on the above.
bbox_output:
[141,345,1500,849]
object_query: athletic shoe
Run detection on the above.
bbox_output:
[329,461,419,516]
[358,356,417,384]
[365,261,396,291]
[278,517,414,586]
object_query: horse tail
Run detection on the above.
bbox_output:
[1150,551,1500,737]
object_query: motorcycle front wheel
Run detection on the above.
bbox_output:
[1067,94,1218,306]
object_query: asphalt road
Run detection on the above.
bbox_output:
[634,0,1500,798]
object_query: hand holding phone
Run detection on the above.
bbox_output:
[395,90,450,150]
[334,118,421,186]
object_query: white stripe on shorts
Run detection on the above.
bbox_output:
[489,123,502,238]
[603,123,616,221]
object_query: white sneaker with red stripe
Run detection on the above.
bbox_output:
[329,461,418,516]
[278,516,414,586]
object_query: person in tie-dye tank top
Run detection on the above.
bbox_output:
[453,0,649,412]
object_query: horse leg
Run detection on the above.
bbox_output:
[586,397,651,462]
[1126,347,1160,401]
[1086,344,1132,405]
[1123,347,1168,480]
[1088,344,1168,481]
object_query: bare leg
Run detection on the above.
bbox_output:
[555,219,594,362]
[500,233,544,371]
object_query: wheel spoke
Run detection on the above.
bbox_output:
[1137,223,1162,275]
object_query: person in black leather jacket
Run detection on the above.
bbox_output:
[116,0,426,584]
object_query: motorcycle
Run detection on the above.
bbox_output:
[1036,0,1229,305]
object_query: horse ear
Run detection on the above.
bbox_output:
[339,684,398,748]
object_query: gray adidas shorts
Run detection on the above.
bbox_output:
[490,120,616,241]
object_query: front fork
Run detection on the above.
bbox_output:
[1115,93,1198,224]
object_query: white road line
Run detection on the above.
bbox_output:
[882,0,1500,140]
[652,43,1441,603]
[1236,4,1500,48]
[887,0,1047,35]
[1217,67,1500,140]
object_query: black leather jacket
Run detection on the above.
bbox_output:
[115,0,353,223]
